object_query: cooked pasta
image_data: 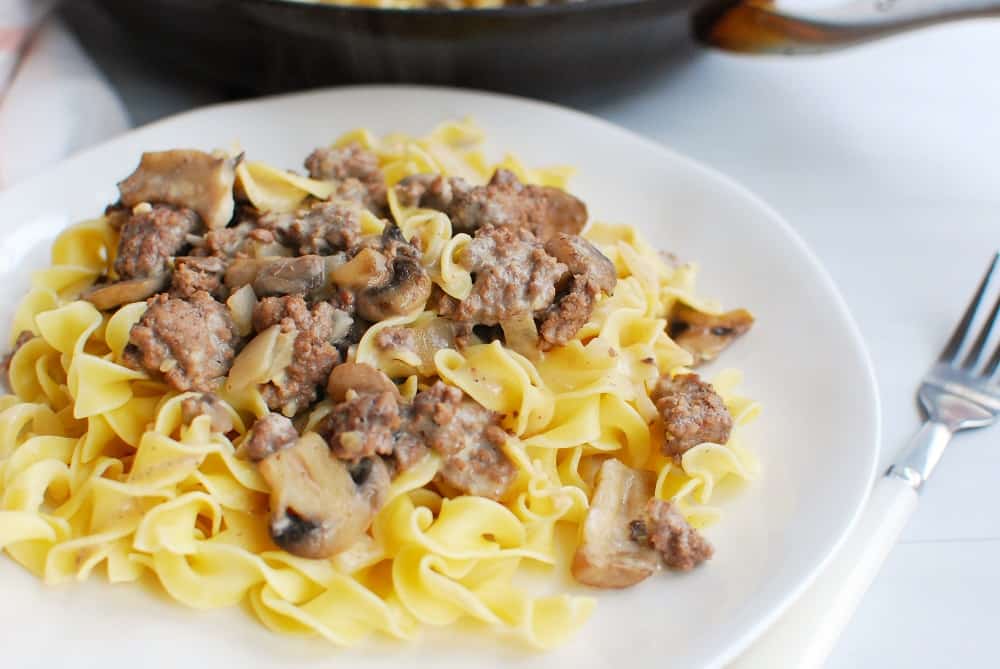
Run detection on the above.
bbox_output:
[0,119,759,649]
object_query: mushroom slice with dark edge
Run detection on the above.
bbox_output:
[258,433,390,559]
[571,459,659,588]
[667,303,754,365]
[83,275,169,311]
[224,255,327,297]
[117,149,239,229]
[351,225,432,322]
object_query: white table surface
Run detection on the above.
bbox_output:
[62,7,1000,667]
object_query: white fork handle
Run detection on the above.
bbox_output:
[733,475,918,668]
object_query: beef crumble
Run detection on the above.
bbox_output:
[114,204,199,280]
[394,168,587,242]
[124,291,240,393]
[252,296,349,416]
[241,412,299,462]
[652,373,733,456]
[304,143,387,215]
[264,199,362,256]
[436,224,566,325]
[171,256,228,300]
[316,365,515,499]
[630,499,713,571]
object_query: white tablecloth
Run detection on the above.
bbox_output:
[46,8,1000,665]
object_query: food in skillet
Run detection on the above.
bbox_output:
[0,120,759,648]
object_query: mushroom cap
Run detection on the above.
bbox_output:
[258,433,389,559]
[355,255,432,322]
[326,362,400,403]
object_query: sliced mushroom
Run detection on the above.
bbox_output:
[224,255,326,296]
[667,303,755,365]
[571,459,659,589]
[117,149,239,229]
[258,433,390,558]
[180,393,234,434]
[83,275,169,311]
[328,247,389,290]
[326,362,400,403]
[356,254,432,322]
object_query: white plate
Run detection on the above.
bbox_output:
[0,86,879,669]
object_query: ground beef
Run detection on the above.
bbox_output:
[374,326,418,354]
[630,499,713,571]
[241,412,298,462]
[266,200,361,256]
[314,378,513,497]
[1,330,34,391]
[171,256,228,300]
[304,143,387,214]
[194,220,277,259]
[180,392,233,433]
[317,391,401,460]
[436,225,567,325]
[252,296,345,416]
[537,233,617,350]
[397,169,587,242]
[411,381,515,500]
[124,291,240,392]
[114,205,199,280]
[652,373,733,456]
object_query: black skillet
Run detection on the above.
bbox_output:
[87,0,701,97]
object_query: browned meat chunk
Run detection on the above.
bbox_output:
[630,499,713,571]
[124,291,240,393]
[193,221,274,259]
[437,225,566,326]
[241,412,299,462]
[538,234,617,349]
[397,169,587,242]
[572,459,659,588]
[304,143,387,214]
[180,392,234,433]
[259,433,389,559]
[1,330,34,391]
[411,381,515,501]
[252,296,347,416]
[394,173,466,211]
[318,391,402,460]
[652,373,733,456]
[264,200,361,256]
[171,256,227,300]
[317,365,513,493]
[114,205,199,280]
[668,303,755,365]
[117,149,237,229]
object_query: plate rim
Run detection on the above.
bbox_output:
[0,84,881,668]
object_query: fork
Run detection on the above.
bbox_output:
[734,253,1000,668]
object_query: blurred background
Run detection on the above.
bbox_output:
[2,1,1000,667]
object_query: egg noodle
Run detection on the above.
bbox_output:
[0,121,759,649]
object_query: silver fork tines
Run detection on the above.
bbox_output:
[888,252,1000,491]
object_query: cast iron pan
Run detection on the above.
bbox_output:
[88,0,703,97]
